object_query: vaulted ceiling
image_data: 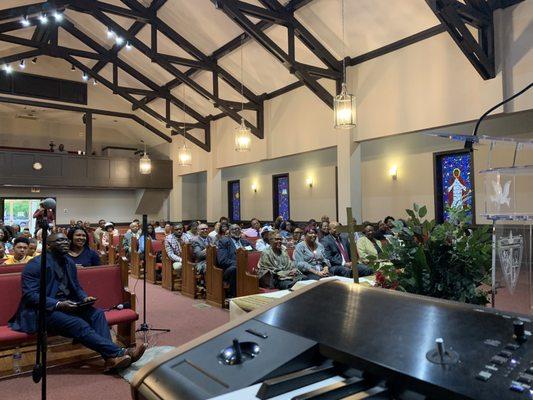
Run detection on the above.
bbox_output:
[0,0,517,150]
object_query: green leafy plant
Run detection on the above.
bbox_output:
[375,204,491,305]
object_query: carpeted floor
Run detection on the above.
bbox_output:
[0,276,229,400]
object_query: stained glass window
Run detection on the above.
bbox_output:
[274,174,290,220]
[228,180,241,222]
[434,150,474,223]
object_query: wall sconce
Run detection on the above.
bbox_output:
[389,165,398,181]
[306,177,313,188]
[251,183,258,193]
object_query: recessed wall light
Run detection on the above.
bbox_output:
[33,162,43,171]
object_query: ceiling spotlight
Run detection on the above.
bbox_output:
[115,36,124,45]
[71,64,75,71]
[21,16,31,27]
[106,29,114,39]
[31,57,37,64]
[39,13,48,24]
[19,59,25,69]
[125,41,131,50]
[82,72,88,81]
[3,64,13,74]
[92,79,97,86]
[53,11,63,22]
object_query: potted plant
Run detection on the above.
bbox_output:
[374,204,491,305]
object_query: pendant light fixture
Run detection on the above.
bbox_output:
[334,0,356,129]
[234,43,251,152]
[177,86,192,166]
[139,140,152,174]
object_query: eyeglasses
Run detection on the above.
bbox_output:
[200,227,209,231]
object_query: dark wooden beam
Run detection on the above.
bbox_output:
[212,0,334,109]
[426,0,495,79]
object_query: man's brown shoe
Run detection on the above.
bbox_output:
[126,343,147,363]
[104,354,132,373]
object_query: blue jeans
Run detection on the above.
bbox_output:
[47,306,123,359]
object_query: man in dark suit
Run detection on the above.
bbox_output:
[322,221,373,277]
[191,223,213,273]
[217,224,253,297]
[9,233,145,373]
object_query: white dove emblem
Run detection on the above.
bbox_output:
[490,180,511,206]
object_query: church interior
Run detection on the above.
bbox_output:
[0,0,532,399]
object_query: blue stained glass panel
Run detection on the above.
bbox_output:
[230,181,241,221]
[439,152,473,221]
[277,176,290,220]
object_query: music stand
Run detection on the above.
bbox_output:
[136,214,170,343]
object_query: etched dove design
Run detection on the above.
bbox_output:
[490,180,511,206]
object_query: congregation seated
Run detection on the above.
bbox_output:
[287,227,303,249]
[100,222,119,249]
[318,220,330,241]
[293,226,330,280]
[2,237,33,265]
[255,225,274,252]
[138,224,156,255]
[242,218,261,238]
[279,220,295,239]
[209,222,229,245]
[165,223,184,271]
[191,223,214,273]
[122,222,141,256]
[357,223,384,264]
[66,226,101,267]
[217,224,254,298]
[92,219,106,246]
[0,228,12,253]
[8,233,146,373]
[322,221,373,277]
[27,238,41,258]
[374,216,395,241]
[183,221,199,243]
[258,231,304,290]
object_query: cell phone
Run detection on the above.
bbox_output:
[75,298,97,307]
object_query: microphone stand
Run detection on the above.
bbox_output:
[136,214,170,344]
[33,211,50,400]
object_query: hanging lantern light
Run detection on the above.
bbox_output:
[139,141,151,174]
[334,0,356,129]
[234,43,252,152]
[177,142,192,166]
[234,118,252,152]
[334,82,356,129]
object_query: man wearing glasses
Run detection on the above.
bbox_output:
[191,224,212,273]
[9,233,145,373]
[217,224,254,297]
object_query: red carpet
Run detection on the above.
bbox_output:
[0,277,229,400]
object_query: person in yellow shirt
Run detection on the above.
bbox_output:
[27,239,40,258]
[2,237,33,265]
[356,223,383,264]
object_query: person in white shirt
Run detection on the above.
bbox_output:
[255,225,274,252]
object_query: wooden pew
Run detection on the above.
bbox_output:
[236,249,262,297]
[0,263,137,377]
[161,243,177,291]
[181,243,198,298]
[145,238,162,284]
[130,237,142,278]
[205,245,225,308]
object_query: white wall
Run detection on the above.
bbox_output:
[221,147,337,222]
[181,172,207,221]
[0,187,164,224]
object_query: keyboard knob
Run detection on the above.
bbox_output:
[514,320,526,343]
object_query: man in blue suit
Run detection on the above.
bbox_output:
[321,221,373,277]
[9,233,145,373]
[217,224,253,297]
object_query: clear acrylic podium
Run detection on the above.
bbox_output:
[428,133,533,313]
